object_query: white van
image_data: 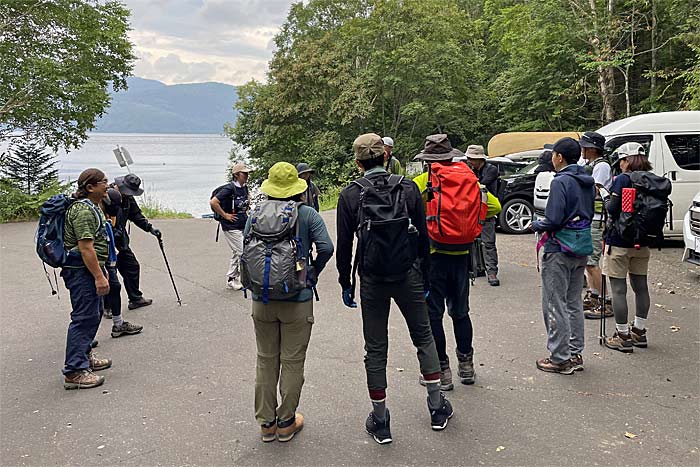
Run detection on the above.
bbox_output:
[597,111,700,237]
[682,191,700,265]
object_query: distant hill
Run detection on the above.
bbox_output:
[94,77,237,134]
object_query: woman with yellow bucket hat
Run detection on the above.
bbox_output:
[242,162,334,442]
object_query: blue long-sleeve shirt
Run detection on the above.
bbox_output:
[244,203,334,302]
[532,164,595,253]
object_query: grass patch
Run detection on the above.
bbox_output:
[319,186,341,211]
[138,194,193,219]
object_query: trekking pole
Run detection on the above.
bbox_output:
[157,237,182,306]
[599,273,607,345]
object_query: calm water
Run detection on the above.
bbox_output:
[57,133,234,216]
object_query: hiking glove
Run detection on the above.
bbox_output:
[150,227,162,238]
[342,288,357,308]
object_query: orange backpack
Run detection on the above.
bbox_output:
[425,162,487,250]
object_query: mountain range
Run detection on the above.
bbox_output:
[94,77,238,134]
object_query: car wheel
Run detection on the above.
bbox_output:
[499,198,534,234]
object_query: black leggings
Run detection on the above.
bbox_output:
[608,274,650,326]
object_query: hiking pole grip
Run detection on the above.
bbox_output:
[158,237,182,306]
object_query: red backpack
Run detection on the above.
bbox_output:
[425,162,487,250]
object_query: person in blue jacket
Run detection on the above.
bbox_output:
[532,137,595,375]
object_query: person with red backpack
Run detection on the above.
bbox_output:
[412,134,495,389]
[336,133,453,444]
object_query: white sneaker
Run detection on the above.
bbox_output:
[227,278,243,290]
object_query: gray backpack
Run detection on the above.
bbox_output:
[240,200,307,303]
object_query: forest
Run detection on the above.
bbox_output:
[226,0,700,187]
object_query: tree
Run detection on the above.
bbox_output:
[0,0,135,152]
[0,138,58,194]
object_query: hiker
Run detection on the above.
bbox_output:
[296,163,321,211]
[61,168,113,389]
[534,146,555,174]
[336,133,453,445]
[382,136,403,175]
[210,163,251,290]
[532,137,595,374]
[579,131,614,319]
[101,188,143,338]
[112,174,160,309]
[602,143,670,353]
[413,135,499,389]
[242,162,333,443]
[466,144,501,286]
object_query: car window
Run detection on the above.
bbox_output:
[665,134,700,171]
[500,163,526,177]
[520,161,539,174]
[604,135,653,172]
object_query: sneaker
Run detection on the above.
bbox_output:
[64,369,105,390]
[604,331,634,353]
[571,354,584,372]
[103,308,113,319]
[128,297,153,310]
[428,394,454,431]
[487,274,500,286]
[456,350,475,385]
[365,410,392,444]
[535,357,575,375]
[227,278,243,290]
[419,361,454,391]
[89,352,112,371]
[582,291,599,311]
[111,321,143,338]
[260,421,276,443]
[277,412,303,442]
[584,304,614,320]
[630,326,647,348]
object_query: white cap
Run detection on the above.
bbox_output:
[382,136,394,147]
[614,142,646,159]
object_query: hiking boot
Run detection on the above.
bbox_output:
[89,352,112,371]
[64,369,105,390]
[365,409,392,444]
[604,331,634,353]
[456,350,475,385]
[584,303,614,320]
[571,354,584,372]
[582,291,598,311]
[277,412,303,442]
[630,326,647,348]
[260,421,276,443]
[128,297,153,310]
[428,393,454,431]
[103,308,113,319]
[418,359,453,391]
[227,278,243,290]
[111,321,143,338]
[535,357,575,375]
[487,274,500,286]
[91,339,99,348]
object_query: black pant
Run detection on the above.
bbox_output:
[426,253,473,362]
[104,265,122,317]
[360,266,440,391]
[116,248,142,302]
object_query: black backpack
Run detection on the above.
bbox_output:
[350,175,418,293]
[210,182,234,221]
[613,171,672,247]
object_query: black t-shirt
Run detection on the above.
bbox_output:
[215,184,249,231]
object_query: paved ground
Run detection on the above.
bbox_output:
[1,213,698,466]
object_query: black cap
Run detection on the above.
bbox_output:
[579,131,605,151]
[114,173,144,196]
[552,137,581,164]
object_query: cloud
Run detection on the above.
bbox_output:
[122,0,297,85]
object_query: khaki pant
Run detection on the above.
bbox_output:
[222,229,243,281]
[252,299,314,425]
[602,246,650,279]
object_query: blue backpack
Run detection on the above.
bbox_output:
[36,195,101,268]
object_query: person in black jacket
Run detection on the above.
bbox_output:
[466,144,501,286]
[336,133,452,445]
[112,174,160,310]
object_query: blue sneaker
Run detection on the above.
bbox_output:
[365,409,392,444]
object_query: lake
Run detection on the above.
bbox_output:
[57,133,234,217]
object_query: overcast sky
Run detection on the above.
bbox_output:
[125,0,297,86]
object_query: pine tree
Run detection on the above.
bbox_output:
[0,139,58,195]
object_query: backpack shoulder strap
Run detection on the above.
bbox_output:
[387,174,405,186]
[352,177,373,190]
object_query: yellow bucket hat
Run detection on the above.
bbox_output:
[261,162,308,198]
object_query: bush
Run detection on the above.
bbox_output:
[138,194,192,219]
[0,179,71,222]
[319,186,342,211]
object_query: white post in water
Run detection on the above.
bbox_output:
[113,145,134,173]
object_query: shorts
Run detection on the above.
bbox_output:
[602,246,650,279]
[587,224,603,266]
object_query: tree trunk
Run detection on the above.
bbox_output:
[650,0,657,99]
[588,0,616,124]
